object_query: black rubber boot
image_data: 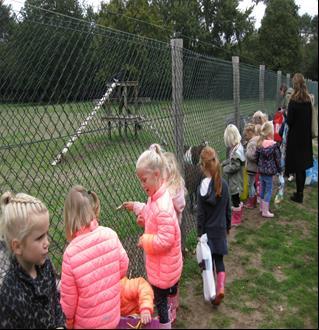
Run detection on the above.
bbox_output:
[290,192,303,203]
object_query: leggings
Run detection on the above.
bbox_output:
[212,253,225,273]
[231,193,240,208]
[152,282,178,324]
[295,170,306,193]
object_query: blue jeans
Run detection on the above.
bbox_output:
[260,175,273,203]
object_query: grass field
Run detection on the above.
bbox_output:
[175,142,318,329]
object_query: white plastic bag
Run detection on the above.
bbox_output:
[196,234,216,302]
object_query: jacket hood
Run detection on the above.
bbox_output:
[199,178,217,206]
[231,143,246,162]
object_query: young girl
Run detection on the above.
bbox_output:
[120,276,154,324]
[244,124,260,209]
[122,144,183,329]
[60,185,129,329]
[197,146,231,305]
[222,124,246,227]
[0,192,65,329]
[255,122,282,217]
[163,151,186,226]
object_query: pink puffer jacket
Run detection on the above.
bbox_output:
[60,219,129,329]
[133,184,183,289]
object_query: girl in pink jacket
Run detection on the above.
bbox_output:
[122,144,183,329]
[60,186,129,329]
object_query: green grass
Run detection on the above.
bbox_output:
[178,180,318,328]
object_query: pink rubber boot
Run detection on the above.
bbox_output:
[213,272,226,305]
[231,206,242,227]
[262,201,274,218]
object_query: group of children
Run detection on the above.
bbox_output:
[0,144,186,329]
[0,110,288,328]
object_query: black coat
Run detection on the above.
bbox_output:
[285,100,313,174]
[197,178,231,256]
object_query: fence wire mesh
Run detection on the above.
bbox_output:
[0,8,318,278]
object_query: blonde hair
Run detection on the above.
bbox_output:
[0,192,48,253]
[243,123,256,141]
[136,143,167,177]
[224,124,241,148]
[254,124,262,135]
[291,73,311,103]
[63,185,100,241]
[163,152,186,195]
[252,111,268,125]
[199,147,222,197]
[257,121,274,146]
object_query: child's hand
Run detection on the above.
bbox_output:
[140,310,152,324]
[121,201,134,211]
[137,215,145,227]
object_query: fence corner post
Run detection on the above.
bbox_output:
[232,56,240,128]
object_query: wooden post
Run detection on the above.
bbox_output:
[232,56,240,128]
[286,73,291,88]
[259,64,265,112]
[171,38,184,167]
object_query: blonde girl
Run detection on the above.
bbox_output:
[0,192,65,329]
[60,185,129,329]
[222,124,246,226]
[251,111,268,126]
[197,147,231,305]
[122,144,183,329]
[255,122,281,217]
[163,151,186,225]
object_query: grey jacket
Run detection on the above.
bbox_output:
[245,136,259,174]
[222,143,245,195]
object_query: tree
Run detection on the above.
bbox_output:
[257,0,301,73]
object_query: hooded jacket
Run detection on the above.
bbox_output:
[197,178,231,255]
[256,140,281,176]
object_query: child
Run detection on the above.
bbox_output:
[120,276,154,324]
[197,146,231,305]
[255,122,281,217]
[251,110,268,126]
[242,123,256,151]
[163,151,186,225]
[244,124,260,209]
[0,192,65,329]
[60,185,129,329]
[222,124,246,227]
[122,143,183,329]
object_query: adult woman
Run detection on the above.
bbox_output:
[285,73,313,203]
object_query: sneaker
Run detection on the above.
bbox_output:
[274,193,283,204]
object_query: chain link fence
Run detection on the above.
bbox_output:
[0,8,318,279]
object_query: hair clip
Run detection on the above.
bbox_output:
[149,144,157,151]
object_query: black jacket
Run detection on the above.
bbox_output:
[285,100,313,174]
[0,257,65,329]
[197,178,231,255]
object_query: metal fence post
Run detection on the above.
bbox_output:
[171,38,184,167]
[232,56,240,128]
[259,64,265,112]
[277,70,282,108]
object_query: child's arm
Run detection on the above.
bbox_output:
[138,211,175,254]
[196,186,206,237]
[172,188,186,215]
[122,201,146,227]
[226,185,232,234]
[136,277,154,316]
[222,157,242,175]
[60,252,78,329]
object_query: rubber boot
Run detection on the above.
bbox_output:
[212,272,226,305]
[239,202,244,220]
[259,199,264,213]
[290,192,303,204]
[159,321,171,329]
[244,196,255,209]
[262,201,274,218]
[168,293,179,323]
[231,206,241,227]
